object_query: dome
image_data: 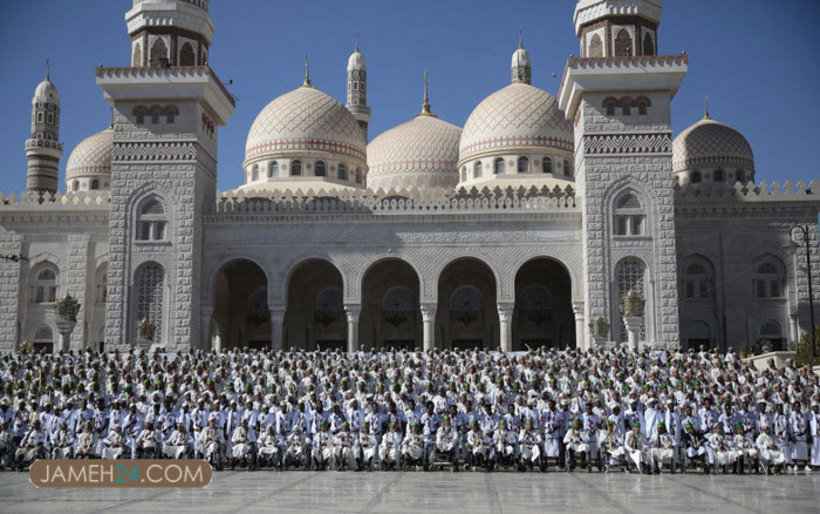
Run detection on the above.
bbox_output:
[672,117,754,173]
[66,128,113,180]
[33,78,59,105]
[348,51,366,70]
[459,82,573,164]
[244,86,367,167]
[368,115,462,190]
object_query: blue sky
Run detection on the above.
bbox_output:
[1,0,819,193]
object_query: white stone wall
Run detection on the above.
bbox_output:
[0,227,23,352]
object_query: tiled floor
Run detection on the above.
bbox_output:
[0,470,818,514]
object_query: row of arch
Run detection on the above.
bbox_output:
[211,256,574,352]
[462,156,572,181]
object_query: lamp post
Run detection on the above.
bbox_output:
[619,290,646,351]
[54,293,80,352]
[785,225,817,358]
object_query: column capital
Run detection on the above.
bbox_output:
[420,303,437,322]
[344,304,361,323]
[269,306,285,321]
[497,303,514,322]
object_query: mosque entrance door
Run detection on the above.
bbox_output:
[513,258,574,351]
[212,259,268,351]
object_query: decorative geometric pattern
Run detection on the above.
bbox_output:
[672,118,754,173]
[383,286,416,311]
[245,87,367,164]
[66,129,113,178]
[584,133,671,154]
[460,83,573,161]
[368,115,462,190]
[135,262,164,342]
[112,141,197,162]
[450,285,484,311]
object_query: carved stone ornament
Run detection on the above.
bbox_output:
[618,289,645,318]
[592,316,610,339]
[54,293,80,322]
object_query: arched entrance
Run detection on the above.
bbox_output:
[361,258,420,350]
[212,259,268,350]
[513,258,574,350]
[284,259,345,351]
[437,258,498,350]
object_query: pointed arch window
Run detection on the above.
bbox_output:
[315,161,326,177]
[564,159,573,178]
[251,165,259,181]
[31,265,58,304]
[494,158,505,175]
[136,196,168,241]
[754,260,784,298]
[614,190,645,236]
[517,156,529,173]
[383,286,416,311]
[474,161,483,178]
[134,262,165,343]
[588,34,603,58]
[269,161,278,178]
[180,42,195,66]
[616,258,646,341]
[451,285,484,311]
[681,258,714,299]
[714,169,725,182]
[291,160,302,176]
[542,157,553,174]
[150,38,168,67]
[355,168,362,184]
[338,164,348,180]
[91,179,100,190]
[614,29,633,57]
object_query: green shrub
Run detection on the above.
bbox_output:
[796,326,820,366]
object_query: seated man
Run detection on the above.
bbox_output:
[465,421,492,471]
[598,421,626,472]
[563,418,590,472]
[401,423,427,470]
[624,422,648,473]
[681,422,707,472]
[101,424,128,460]
[230,418,257,470]
[257,425,283,469]
[379,422,402,471]
[356,422,378,471]
[0,419,13,469]
[333,421,355,472]
[135,420,160,459]
[517,418,543,471]
[75,421,98,459]
[706,424,737,474]
[435,415,460,470]
[312,421,333,470]
[493,419,517,468]
[14,419,45,470]
[756,423,786,475]
[732,423,758,474]
[50,420,75,459]
[164,422,192,460]
[284,426,309,469]
[650,422,676,474]
[197,418,224,469]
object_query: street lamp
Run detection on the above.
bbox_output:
[0,254,28,263]
[784,225,817,358]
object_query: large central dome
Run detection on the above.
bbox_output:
[459,82,573,163]
[244,86,367,166]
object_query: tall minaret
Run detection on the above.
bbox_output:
[25,62,63,194]
[511,32,531,84]
[558,0,686,349]
[346,35,371,141]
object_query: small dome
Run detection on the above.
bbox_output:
[368,115,462,190]
[348,51,366,71]
[672,117,754,173]
[511,47,530,68]
[244,86,367,168]
[66,128,113,180]
[459,83,573,163]
[33,78,59,105]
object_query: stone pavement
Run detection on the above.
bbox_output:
[0,471,818,514]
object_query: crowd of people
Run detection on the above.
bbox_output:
[1,346,819,475]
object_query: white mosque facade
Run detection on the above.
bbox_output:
[1,0,818,355]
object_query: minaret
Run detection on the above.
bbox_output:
[25,61,63,194]
[558,0,686,349]
[511,32,531,84]
[97,0,234,351]
[346,35,371,141]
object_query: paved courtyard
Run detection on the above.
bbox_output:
[0,471,818,514]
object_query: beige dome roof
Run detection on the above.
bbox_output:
[66,128,113,179]
[672,117,754,173]
[33,78,59,105]
[459,82,573,163]
[368,115,462,190]
[244,86,367,166]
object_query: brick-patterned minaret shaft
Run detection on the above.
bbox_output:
[25,64,63,194]
[346,38,371,142]
[559,0,687,349]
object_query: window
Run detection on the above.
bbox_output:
[614,29,633,57]
[291,160,302,176]
[691,171,702,184]
[316,287,343,311]
[736,170,746,183]
[134,262,165,342]
[47,113,54,124]
[151,108,160,124]
[616,258,646,341]
[95,264,108,304]
[681,259,714,299]
[150,38,168,67]
[383,287,415,311]
[474,161,483,178]
[518,285,553,310]
[450,285,483,311]
[614,191,646,236]
[588,34,603,58]
[135,108,146,125]
[136,196,167,241]
[564,159,573,178]
[164,106,178,124]
[37,112,44,123]
[91,179,100,190]
[494,158,505,175]
[517,157,529,173]
[606,102,615,116]
[73,180,80,192]
[133,43,142,67]
[542,157,553,174]
[338,164,348,181]
[622,104,631,116]
[180,42,195,66]
[355,168,362,184]
[31,267,58,304]
[269,161,278,178]
[638,102,647,115]
[754,261,784,298]
[251,165,259,181]
[714,169,725,182]
[643,33,655,56]
[315,161,326,177]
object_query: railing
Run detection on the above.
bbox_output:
[96,66,234,107]
[134,0,209,10]
[0,191,110,209]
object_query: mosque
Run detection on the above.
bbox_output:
[0,0,817,355]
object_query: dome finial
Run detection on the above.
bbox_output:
[519,30,523,50]
[355,33,360,53]
[302,55,313,88]
[703,97,710,119]
[46,59,50,81]
[109,107,115,129]
[419,70,436,118]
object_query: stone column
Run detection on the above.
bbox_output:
[573,301,586,350]
[345,304,361,354]
[497,303,514,352]
[55,320,76,353]
[623,316,642,351]
[269,307,285,352]
[789,312,799,350]
[420,304,437,351]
